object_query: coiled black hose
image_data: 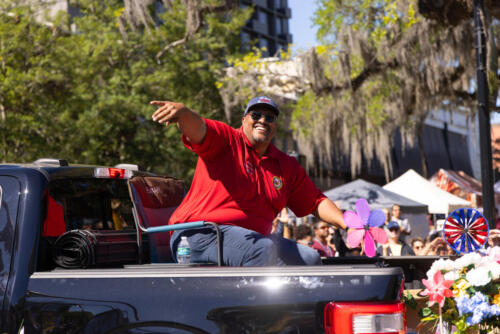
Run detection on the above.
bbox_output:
[53,230,96,269]
[52,229,145,269]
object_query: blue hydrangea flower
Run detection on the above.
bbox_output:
[456,292,500,326]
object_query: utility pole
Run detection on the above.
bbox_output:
[474,0,495,228]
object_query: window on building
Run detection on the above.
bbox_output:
[241,31,252,51]
[260,38,269,50]
[241,32,251,44]
[275,18,282,34]
[267,13,274,34]
[258,10,268,24]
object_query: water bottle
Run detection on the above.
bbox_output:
[177,236,191,264]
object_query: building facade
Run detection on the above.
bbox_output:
[240,0,293,56]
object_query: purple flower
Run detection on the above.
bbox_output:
[343,199,387,257]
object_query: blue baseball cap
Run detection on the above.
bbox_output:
[387,221,400,230]
[244,96,280,116]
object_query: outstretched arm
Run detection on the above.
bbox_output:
[314,199,346,230]
[150,100,206,144]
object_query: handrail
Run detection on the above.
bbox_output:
[127,180,223,266]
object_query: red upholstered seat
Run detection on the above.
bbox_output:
[129,176,185,262]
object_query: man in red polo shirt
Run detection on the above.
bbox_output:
[150,96,346,266]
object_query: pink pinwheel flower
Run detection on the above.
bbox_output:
[344,199,388,257]
[421,270,454,308]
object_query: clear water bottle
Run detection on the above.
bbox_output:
[177,236,191,264]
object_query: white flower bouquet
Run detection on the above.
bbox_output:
[407,247,500,333]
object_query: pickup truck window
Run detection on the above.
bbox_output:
[37,178,145,271]
[0,176,21,305]
[47,178,135,232]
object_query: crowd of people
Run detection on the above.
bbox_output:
[271,204,500,258]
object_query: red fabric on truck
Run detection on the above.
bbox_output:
[130,176,184,209]
[42,195,66,237]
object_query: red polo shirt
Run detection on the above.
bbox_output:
[169,119,326,235]
[312,239,335,257]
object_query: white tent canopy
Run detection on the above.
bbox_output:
[383,169,471,215]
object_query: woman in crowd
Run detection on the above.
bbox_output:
[410,237,425,256]
[377,221,415,256]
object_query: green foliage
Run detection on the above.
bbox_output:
[0,0,248,181]
[314,0,419,47]
[419,306,433,318]
[402,291,417,310]
[292,91,316,136]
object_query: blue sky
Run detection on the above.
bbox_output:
[288,0,320,54]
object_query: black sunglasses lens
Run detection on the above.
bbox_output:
[250,111,276,123]
[264,115,276,122]
[250,111,261,121]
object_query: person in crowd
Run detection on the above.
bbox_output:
[422,235,452,256]
[327,227,339,256]
[311,220,336,257]
[294,224,314,247]
[410,237,425,256]
[377,221,415,256]
[495,207,500,230]
[426,213,435,234]
[271,207,293,239]
[150,96,346,266]
[488,229,500,247]
[329,225,349,257]
[391,204,411,242]
[382,208,391,229]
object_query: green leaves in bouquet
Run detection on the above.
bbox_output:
[402,291,417,310]
[419,306,437,321]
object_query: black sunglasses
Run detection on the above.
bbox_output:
[249,110,277,123]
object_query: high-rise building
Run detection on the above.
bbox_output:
[240,0,292,56]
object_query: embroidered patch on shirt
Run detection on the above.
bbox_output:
[272,176,283,190]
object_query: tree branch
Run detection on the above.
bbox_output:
[454,90,476,101]
[155,0,238,63]
[314,57,400,96]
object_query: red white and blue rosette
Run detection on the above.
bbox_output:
[443,208,489,254]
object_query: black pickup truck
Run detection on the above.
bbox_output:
[0,159,431,334]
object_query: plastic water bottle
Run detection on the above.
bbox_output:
[177,236,191,264]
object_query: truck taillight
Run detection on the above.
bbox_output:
[94,167,133,179]
[324,301,406,334]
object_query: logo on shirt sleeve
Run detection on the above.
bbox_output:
[272,176,283,190]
